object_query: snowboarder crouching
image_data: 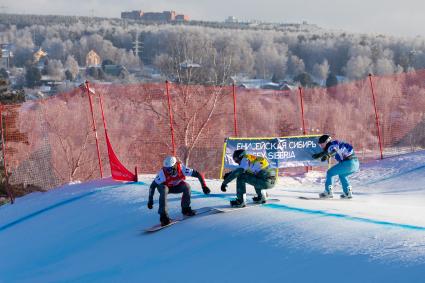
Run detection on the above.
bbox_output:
[147,156,211,226]
[312,134,360,199]
[221,149,276,207]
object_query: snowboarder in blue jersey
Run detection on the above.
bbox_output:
[312,135,360,199]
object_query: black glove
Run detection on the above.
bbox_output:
[221,183,227,192]
[321,154,329,162]
[312,152,324,159]
[202,186,211,195]
[223,172,231,179]
[147,199,153,209]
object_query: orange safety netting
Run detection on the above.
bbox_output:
[1,89,102,193]
[1,70,425,197]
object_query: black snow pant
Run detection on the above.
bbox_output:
[157,182,191,215]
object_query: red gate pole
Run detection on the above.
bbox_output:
[85,81,104,178]
[368,74,384,160]
[165,81,176,156]
[97,88,108,136]
[0,106,14,204]
[96,87,111,176]
[232,83,238,137]
[298,86,309,172]
[298,86,306,135]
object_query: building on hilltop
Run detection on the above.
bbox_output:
[143,11,175,21]
[121,10,143,20]
[121,10,189,22]
[103,64,128,79]
[86,50,101,67]
[0,43,13,69]
[33,48,48,64]
[175,14,190,22]
[225,16,238,23]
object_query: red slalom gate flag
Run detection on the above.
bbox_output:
[105,133,136,182]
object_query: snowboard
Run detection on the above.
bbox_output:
[144,206,218,233]
[212,198,280,213]
[298,196,352,200]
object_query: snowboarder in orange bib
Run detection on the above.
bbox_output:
[147,156,211,226]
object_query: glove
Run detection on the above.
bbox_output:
[221,183,227,192]
[147,199,153,209]
[321,154,329,162]
[202,186,211,195]
[223,172,231,179]
[312,152,323,159]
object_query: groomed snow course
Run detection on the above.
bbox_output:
[1,151,425,282]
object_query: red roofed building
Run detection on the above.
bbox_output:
[121,10,189,22]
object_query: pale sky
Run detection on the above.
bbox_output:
[2,0,425,38]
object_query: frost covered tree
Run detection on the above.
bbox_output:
[253,39,288,80]
[344,56,373,80]
[42,38,67,61]
[25,66,42,87]
[313,59,330,83]
[65,55,80,81]
[45,59,65,80]
[374,58,396,75]
[287,55,305,78]
[3,13,425,84]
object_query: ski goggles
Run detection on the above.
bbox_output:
[164,165,177,175]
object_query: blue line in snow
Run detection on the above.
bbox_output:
[191,191,425,231]
[0,183,136,232]
[3,181,423,233]
[264,203,425,231]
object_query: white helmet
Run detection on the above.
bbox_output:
[163,156,177,168]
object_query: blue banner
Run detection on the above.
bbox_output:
[224,136,325,169]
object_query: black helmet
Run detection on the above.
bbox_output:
[318,134,332,144]
[232,149,246,162]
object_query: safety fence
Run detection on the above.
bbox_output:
[1,70,425,202]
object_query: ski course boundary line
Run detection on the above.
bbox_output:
[189,190,425,232]
[264,203,425,231]
[0,182,140,232]
[4,180,422,233]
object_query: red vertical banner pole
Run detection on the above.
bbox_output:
[165,81,176,156]
[368,74,384,160]
[97,88,108,135]
[232,83,238,137]
[298,86,306,135]
[0,106,14,204]
[96,87,112,176]
[298,86,309,172]
[85,81,104,178]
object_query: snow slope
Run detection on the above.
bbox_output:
[1,151,425,283]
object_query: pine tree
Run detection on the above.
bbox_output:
[294,72,313,87]
[326,73,338,88]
